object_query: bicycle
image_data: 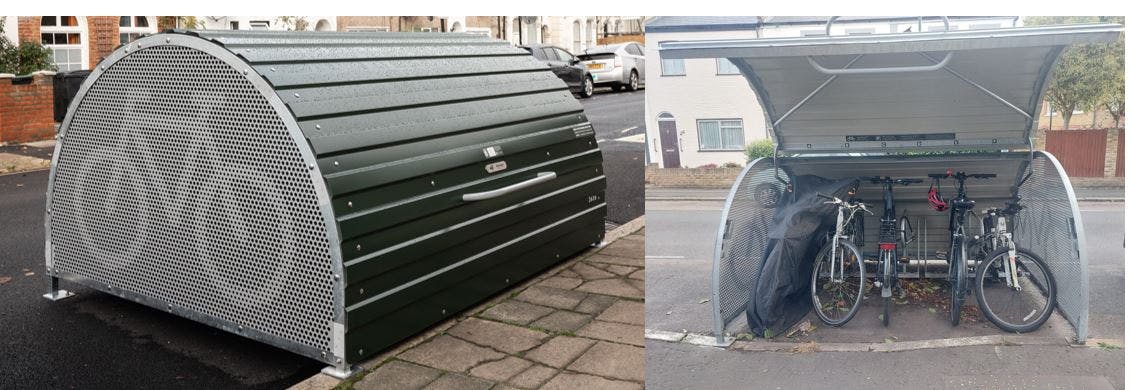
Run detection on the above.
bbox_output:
[810,192,871,326]
[969,174,1057,333]
[927,170,995,326]
[868,176,923,326]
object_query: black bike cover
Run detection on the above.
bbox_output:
[745,175,861,337]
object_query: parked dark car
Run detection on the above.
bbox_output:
[520,44,594,98]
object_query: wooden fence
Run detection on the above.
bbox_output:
[1044,129,1113,177]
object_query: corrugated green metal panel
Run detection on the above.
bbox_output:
[182,30,605,365]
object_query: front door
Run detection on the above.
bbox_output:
[658,120,680,168]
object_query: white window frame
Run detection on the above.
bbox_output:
[696,119,745,151]
[119,16,156,45]
[716,58,741,75]
[40,16,87,71]
[465,27,492,35]
[845,28,875,35]
[572,20,582,53]
[661,58,685,76]
[249,20,270,30]
[800,29,827,37]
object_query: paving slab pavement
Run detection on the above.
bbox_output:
[290,220,645,390]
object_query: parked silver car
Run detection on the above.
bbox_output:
[578,42,645,92]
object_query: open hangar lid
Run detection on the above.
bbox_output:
[659,23,1122,153]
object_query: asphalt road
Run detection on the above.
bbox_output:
[581,89,645,224]
[0,89,644,389]
[644,200,1125,340]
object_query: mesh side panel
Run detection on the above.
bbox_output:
[50,45,335,352]
[1013,154,1087,339]
[715,160,779,329]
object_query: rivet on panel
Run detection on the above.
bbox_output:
[243,69,249,75]
[359,288,365,295]
[270,67,276,72]
[441,309,447,315]
[555,254,560,259]
[332,160,338,166]
[165,37,171,43]
[321,351,327,358]
[238,325,244,331]
[546,152,551,156]
[430,180,435,187]
[336,358,342,364]
[333,274,340,280]
[505,278,510,283]
[357,349,363,356]
[307,163,315,170]
[347,201,353,208]
[356,244,362,251]
[167,304,173,311]
[294,93,301,98]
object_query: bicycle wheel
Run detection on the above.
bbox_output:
[811,240,866,326]
[882,251,893,327]
[949,228,967,326]
[974,248,1057,333]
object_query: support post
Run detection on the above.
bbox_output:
[43,275,74,301]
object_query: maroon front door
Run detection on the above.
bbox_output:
[659,120,681,168]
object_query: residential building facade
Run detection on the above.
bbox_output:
[195,16,336,31]
[643,16,1023,168]
[2,16,160,71]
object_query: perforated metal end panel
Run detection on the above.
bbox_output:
[711,158,780,338]
[48,44,336,354]
[1013,152,1089,341]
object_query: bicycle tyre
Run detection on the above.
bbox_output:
[974,247,1057,333]
[811,240,866,327]
[882,251,893,327]
[949,228,967,326]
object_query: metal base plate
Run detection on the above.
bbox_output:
[320,364,358,380]
[43,290,75,301]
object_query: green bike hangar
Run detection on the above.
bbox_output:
[43,30,606,377]
[657,22,1121,344]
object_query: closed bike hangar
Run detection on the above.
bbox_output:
[657,22,1121,344]
[44,30,606,376]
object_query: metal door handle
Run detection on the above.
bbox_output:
[462,172,556,201]
[807,52,953,75]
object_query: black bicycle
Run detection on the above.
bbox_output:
[928,170,995,326]
[869,176,922,326]
[968,175,1057,333]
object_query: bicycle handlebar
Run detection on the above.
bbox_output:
[867,176,924,185]
[928,172,996,180]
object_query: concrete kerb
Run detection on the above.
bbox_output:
[288,216,646,390]
[648,332,1101,354]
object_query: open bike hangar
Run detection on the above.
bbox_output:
[657,21,1122,343]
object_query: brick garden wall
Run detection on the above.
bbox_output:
[645,165,743,188]
[0,72,56,144]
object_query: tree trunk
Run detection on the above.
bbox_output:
[1062,112,1073,130]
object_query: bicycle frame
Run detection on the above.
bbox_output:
[827,198,866,282]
